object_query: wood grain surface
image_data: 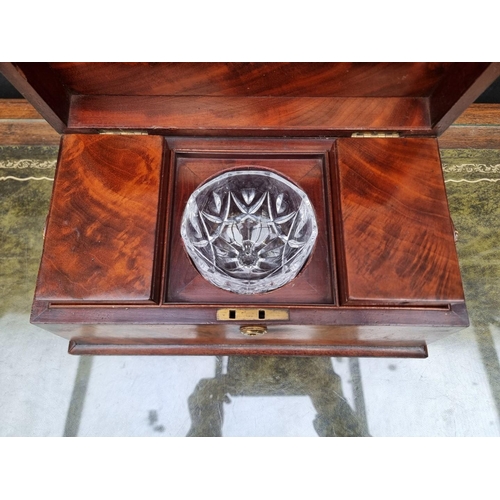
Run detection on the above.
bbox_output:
[31,298,468,328]
[35,134,165,302]
[28,307,466,357]
[2,62,498,141]
[0,99,61,145]
[2,100,500,148]
[0,120,60,145]
[166,152,335,304]
[0,99,44,119]
[335,137,465,305]
[438,104,500,148]
[430,63,500,135]
[438,126,500,149]
[68,95,430,135]
[452,103,500,125]
[67,340,429,358]
[48,62,452,97]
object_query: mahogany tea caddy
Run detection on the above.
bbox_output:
[2,62,499,358]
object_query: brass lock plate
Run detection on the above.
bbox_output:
[216,308,289,321]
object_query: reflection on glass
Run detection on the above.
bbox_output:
[181,169,318,294]
[186,356,370,437]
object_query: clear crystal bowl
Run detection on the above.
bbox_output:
[180,169,318,294]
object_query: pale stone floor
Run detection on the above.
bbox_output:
[1,146,500,436]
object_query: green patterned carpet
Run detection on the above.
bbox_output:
[441,149,500,327]
[0,146,57,318]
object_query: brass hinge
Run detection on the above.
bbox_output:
[98,130,148,135]
[351,131,400,138]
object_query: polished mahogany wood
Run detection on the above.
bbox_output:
[335,137,464,305]
[430,63,500,136]
[31,297,468,327]
[4,97,499,149]
[2,63,499,138]
[67,95,430,136]
[47,62,453,97]
[68,340,429,358]
[35,134,165,302]
[166,151,335,304]
[33,313,466,357]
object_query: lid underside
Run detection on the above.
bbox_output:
[1,62,499,136]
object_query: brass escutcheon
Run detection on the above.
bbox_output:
[217,308,289,321]
[240,325,267,336]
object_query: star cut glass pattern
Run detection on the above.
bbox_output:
[180,169,318,294]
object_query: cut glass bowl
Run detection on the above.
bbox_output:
[180,169,318,294]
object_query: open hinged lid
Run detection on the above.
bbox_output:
[1,62,499,137]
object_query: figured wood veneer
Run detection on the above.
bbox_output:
[35,134,165,302]
[68,95,430,136]
[48,62,453,97]
[336,137,464,305]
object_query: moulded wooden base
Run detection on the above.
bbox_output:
[68,339,429,358]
